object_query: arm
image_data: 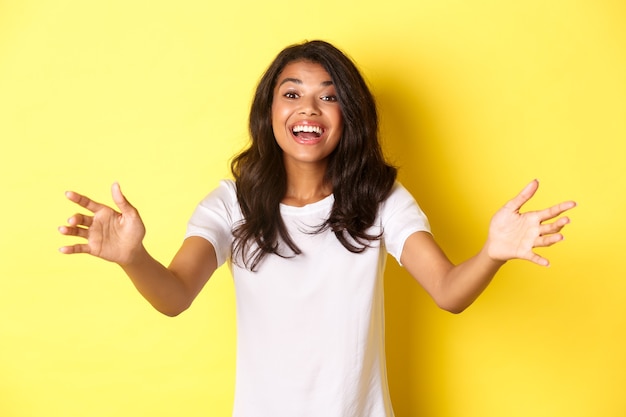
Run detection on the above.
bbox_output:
[118,237,217,317]
[59,183,217,317]
[400,180,576,314]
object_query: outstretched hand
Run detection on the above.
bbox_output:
[486,180,576,266]
[58,183,146,265]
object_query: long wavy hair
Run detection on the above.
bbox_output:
[231,40,397,270]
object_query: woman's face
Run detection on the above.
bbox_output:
[271,60,343,171]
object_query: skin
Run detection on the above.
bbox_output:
[58,62,577,316]
[400,179,575,313]
[271,61,344,206]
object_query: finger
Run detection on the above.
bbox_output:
[534,232,565,248]
[67,213,93,228]
[539,216,570,236]
[111,182,136,215]
[538,200,577,222]
[520,249,550,267]
[503,179,539,213]
[58,243,91,255]
[65,191,105,213]
[58,225,89,239]
[527,252,550,267]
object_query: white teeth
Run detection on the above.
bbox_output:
[292,125,323,135]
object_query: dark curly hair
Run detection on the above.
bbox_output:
[231,40,397,270]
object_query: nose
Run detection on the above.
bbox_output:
[298,95,320,116]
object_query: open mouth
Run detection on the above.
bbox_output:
[292,125,324,140]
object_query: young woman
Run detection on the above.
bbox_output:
[59,40,576,417]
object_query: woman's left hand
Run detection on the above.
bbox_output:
[486,179,576,266]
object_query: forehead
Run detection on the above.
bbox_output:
[275,60,333,86]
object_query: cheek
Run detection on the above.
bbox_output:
[270,104,281,134]
[270,108,290,144]
[271,102,288,126]
[334,113,344,137]
[333,106,344,128]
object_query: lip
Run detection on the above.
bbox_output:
[289,121,327,145]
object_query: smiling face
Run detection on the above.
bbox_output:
[271,60,344,172]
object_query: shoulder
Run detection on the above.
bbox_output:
[186,180,240,267]
[190,179,242,226]
[379,182,431,261]
[198,179,238,207]
[380,182,420,212]
[214,178,237,198]
[379,181,430,231]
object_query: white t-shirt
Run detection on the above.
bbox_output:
[186,180,430,417]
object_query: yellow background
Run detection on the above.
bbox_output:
[1,0,624,416]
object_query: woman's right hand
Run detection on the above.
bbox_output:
[59,183,146,265]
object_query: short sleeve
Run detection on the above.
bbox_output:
[185,180,240,267]
[380,182,431,263]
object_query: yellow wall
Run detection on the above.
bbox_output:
[1,1,624,416]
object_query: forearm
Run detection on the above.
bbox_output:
[119,246,196,317]
[435,247,505,313]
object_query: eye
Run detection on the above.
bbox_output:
[283,91,299,99]
[321,95,338,102]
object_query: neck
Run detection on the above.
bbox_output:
[282,160,332,207]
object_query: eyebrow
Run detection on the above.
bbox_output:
[277,77,334,87]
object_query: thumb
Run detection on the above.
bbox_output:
[111,182,136,214]
[504,179,539,213]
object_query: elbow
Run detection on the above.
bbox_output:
[161,309,185,318]
[429,286,477,314]
[437,303,468,314]
[433,297,470,314]
[155,301,192,317]
[440,304,467,314]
